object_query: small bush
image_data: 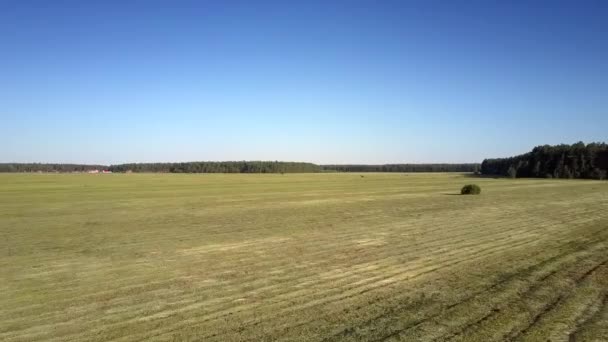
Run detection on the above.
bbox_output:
[461,184,481,195]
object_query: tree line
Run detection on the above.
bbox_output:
[0,163,107,173]
[321,164,479,172]
[481,142,608,179]
[108,161,321,173]
[0,162,320,173]
[0,162,482,173]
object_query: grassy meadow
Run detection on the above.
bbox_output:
[1,173,607,341]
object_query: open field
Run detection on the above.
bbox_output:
[1,173,608,341]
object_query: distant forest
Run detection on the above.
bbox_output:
[321,164,479,172]
[0,162,479,173]
[109,161,320,173]
[4,142,607,178]
[481,142,608,179]
[0,163,106,173]
[0,162,320,173]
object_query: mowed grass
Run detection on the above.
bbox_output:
[1,173,607,342]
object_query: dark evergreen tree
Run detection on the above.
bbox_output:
[481,142,608,179]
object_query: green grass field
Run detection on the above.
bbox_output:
[1,173,607,341]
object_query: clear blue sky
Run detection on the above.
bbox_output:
[1,1,607,164]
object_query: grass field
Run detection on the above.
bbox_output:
[1,173,607,341]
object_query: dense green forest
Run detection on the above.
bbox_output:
[108,161,320,173]
[6,143,607,178]
[321,164,479,172]
[0,163,107,173]
[0,162,320,173]
[481,142,608,179]
[0,162,480,173]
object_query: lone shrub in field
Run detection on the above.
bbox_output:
[461,184,481,195]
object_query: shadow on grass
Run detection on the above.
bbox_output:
[442,193,462,196]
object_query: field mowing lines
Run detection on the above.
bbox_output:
[0,265,186,311]
[512,262,608,341]
[262,223,608,340]
[179,236,292,255]
[1,191,596,264]
[132,211,564,328]
[2,204,604,320]
[245,238,598,342]
[444,261,608,341]
[567,292,608,339]
[568,293,608,340]
[21,212,373,253]
[318,242,589,342]
[2,234,410,338]
[1,206,473,281]
[21,231,514,341]
[0,232,564,340]
[370,249,608,341]
[1,226,387,319]
[524,263,608,339]
[110,236,540,340]
[124,232,562,342]
[5,196,608,340]
[1,206,604,340]
[439,258,608,342]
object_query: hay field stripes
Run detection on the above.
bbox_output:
[1,173,607,341]
[3,200,603,339]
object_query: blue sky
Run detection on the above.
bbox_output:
[1,1,607,164]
